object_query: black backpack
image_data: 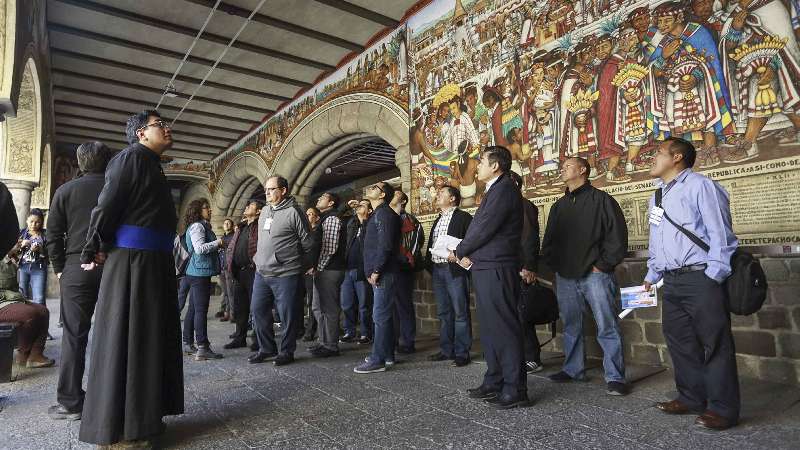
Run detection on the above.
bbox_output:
[655,189,767,315]
[519,280,559,347]
[173,232,192,276]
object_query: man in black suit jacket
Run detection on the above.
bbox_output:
[452,146,527,409]
[425,186,472,366]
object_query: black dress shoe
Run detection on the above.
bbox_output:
[48,404,81,421]
[248,351,277,364]
[452,356,470,367]
[467,385,499,400]
[274,354,295,366]
[223,340,246,349]
[310,347,340,358]
[396,345,415,354]
[427,352,452,361]
[249,342,259,352]
[490,393,531,410]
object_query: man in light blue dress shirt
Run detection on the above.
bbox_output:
[643,137,740,430]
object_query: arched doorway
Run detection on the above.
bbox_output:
[214,93,409,226]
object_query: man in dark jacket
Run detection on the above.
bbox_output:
[354,182,401,374]
[222,199,262,350]
[46,141,113,420]
[454,146,527,409]
[389,191,424,354]
[541,156,629,396]
[425,186,472,366]
[340,200,372,344]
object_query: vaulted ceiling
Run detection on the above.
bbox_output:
[48,0,417,161]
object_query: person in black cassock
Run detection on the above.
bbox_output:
[78,110,183,446]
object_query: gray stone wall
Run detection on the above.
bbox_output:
[412,255,800,385]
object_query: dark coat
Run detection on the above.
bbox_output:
[362,202,401,276]
[425,208,472,277]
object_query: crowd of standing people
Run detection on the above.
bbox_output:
[0,107,744,447]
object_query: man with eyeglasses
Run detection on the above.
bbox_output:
[77,110,183,446]
[340,199,373,345]
[250,176,317,366]
[354,182,402,374]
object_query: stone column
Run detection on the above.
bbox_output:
[1,179,36,228]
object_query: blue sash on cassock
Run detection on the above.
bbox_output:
[115,225,174,252]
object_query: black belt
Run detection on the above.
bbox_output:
[433,262,450,268]
[665,264,707,275]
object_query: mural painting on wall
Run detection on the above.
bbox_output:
[162,157,211,175]
[408,0,800,222]
[209,27,410,187]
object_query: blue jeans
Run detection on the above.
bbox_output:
[177,276,191,312]
[556,272,625,383]
[368,273,396,364]
[19,262,47,305]
[340,269,372,338]
[431,265,471,358]
[251,272,300,356]
[183,275,211,346]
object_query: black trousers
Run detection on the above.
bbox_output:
[231,267,255,342]
[662,270,740,422]
[473,267,527,397]
[57,256,102,412]
[518,301,541,364]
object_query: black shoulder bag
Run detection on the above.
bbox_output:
[655,188,767,315]
[519,280,559,347]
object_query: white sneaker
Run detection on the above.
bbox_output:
[525,361,543,373]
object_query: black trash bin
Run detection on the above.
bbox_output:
[0,323,16,383]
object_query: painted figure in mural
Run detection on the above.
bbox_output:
[463,83,488,132]
[594,28,631,183]
[481,85,508,147]
[719,0,800,159]
[559,42,601,178]
[439,90,480,207]
[644,1,736,169]
[613,25,652,174]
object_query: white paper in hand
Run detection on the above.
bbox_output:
[431,235,462,260]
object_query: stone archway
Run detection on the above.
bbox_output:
[211,152,270,231]
[270,93,409,206]
[213,93,410,226]
[1,56,43,226]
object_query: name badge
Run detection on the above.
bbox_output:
[649,206,664,226]
[264,218,273,231]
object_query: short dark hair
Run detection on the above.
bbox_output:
[223,218,234,227]
[77,141,113,173]
[306,206,320,215]
[268,175,289,190]
[248,199,265,210]
[664,137,697,168]
[380,182,395,202]
[570,157,591,179]
[28,208,45,219]
[483,146,512,173]
[322,192,340,209]
[442,185,460,205]
[126,110,161,145]
[509,171,523,189]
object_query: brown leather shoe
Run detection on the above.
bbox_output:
[656,400,702,415]
[695,410,735,430]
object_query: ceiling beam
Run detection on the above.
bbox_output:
[52,48,293,103]
[56,122,227,150]
[48,23,312,88]
[54,100,246,135]
[54,0,336,71]
[311,0,399,27]
[53,68,273,115]
[55,112,235,143]
[182,0,363,52]
[54,86,258,126]
[56,131,218,155]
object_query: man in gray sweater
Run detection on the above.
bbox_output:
[249,175,316,366]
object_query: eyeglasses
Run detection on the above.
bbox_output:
[265,187,284,192]
[138,120,171,132]
[369,184,384,193]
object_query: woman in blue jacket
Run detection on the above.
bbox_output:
[182,199,224,361]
